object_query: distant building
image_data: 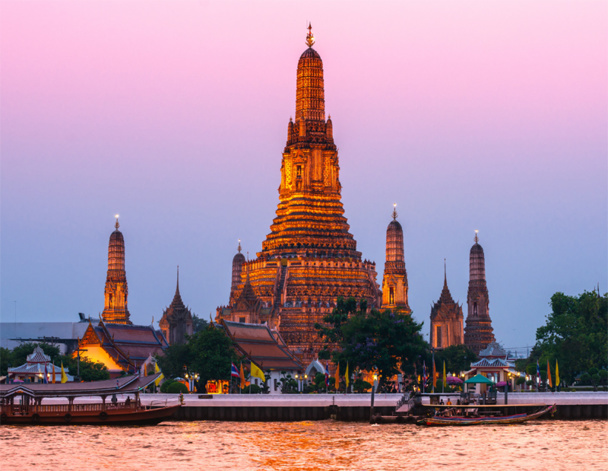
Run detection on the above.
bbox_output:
[7,345,74,383]
[159,268,193,345]
[101,217,131,325]
[464,342,520,393]
[430,262,463,349]
[464,231,496,354]
[381,205,410,312]
[78,218,168,376]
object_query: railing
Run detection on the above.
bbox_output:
[0,401,138,416]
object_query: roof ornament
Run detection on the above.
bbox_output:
[444,258,448,287]
[474,229,479,244]
[115,214,120,230]
[305,22,315,47]
[392,203,398,220]
[238,239,242,253]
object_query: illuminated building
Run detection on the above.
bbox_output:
[464,231,496,354]
[159,268,194,345]
[78,217,168,376]
[380,205,410,312]
[218,25,381,363]
[101,216,131,325]
[429,262,464,349]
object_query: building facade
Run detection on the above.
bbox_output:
[159,268,194,345]
[380,205,410,312]
[101,217,131,325]
[429,263,463,349]
[217,26,381,364]
[464,231,496,354]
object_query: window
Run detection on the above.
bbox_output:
[436,326,442,348]
[239,317,246,323]
[389,287,395,305]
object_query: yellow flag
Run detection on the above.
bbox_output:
[60,362,68,383]
[52,363,56,384]
[154,362,164,387]
[240,362,246,389]
[547,359,553,388]
[345,363,349,388]
[335,363,340,390]
[555,360,560,387]
[250,362,265,382]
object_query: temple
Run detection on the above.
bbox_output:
[464,231,496,354]
[429,261,464,349]
[217,25,381,363]
[380,204,410,312]
[159,267,194,345]
[101,216,131,325]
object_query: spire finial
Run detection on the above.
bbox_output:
[444,258,447,286]
[176,265,180,292]
[306,22,315,47]
[474,229,479,244]
[392,203,398,220]
[238,239,242,253]
[115,214,120,230]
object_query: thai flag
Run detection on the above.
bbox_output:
[422,360,427,386]
[325,364,330,387]
[43,364,49,384]
[536,360,541,385]
[231,363,240,378]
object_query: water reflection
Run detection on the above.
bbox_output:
[1,420,606,471]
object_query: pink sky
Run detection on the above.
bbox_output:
[1,1,606,351]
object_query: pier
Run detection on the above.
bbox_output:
[140,391,608,422]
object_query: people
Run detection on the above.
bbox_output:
[440,399,445,405]
[447,398,452,405]
[125,396,131,406]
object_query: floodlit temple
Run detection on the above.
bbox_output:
[217,26,381,363]
[464,231,496,354]
[380,205,410,312]
[78,218,168,376]
[429,262,464,349]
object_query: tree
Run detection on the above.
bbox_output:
[58,354,110,382]
[192,314,209,334]
[533,291,607,385]
[157,323,240,391]
[434,345,478,375]
[317,302,427,387]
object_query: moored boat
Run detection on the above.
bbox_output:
[417,404,555,426]
[0,373,180,426]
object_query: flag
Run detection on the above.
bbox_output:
[442,361,446,388]
[240,362,246,389]
[555,360,560,388]
[154,362,164,387]
[325,366,330,388]
[345,362,350,388]
[231,363,240,378]
[547,359,553,388]
[250,362,266,382]
[422,361,427,387]
[52,363,56,384]
[43,364,49,384]
[536,360,540,386]
[60,362,68,383]
[335,362,340,390]
[432,360,437,389]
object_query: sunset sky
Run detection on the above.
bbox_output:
[1,1,606,352]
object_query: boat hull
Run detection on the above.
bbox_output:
[417,404,555,426]
[0,404,181,426]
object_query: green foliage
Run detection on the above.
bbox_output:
[533,291,607,385]
[316,298,427,387]
[353,378,371,393]
[433,345,478,375]
[166,381,189,394]
[157,323,240,390]
[192,314,209,334]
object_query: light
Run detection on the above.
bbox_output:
[373,374,378,381]
[295,374,299,380]
[304,374,308,380]
[115,214,120,219]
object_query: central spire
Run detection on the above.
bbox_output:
[305,22,315,47]
[295,24,325,124]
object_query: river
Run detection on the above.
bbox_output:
[1,420,606,470]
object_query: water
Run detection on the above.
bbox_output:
[1,420,606,470]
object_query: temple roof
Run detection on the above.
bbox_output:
[222,320,302,371]
[27,345,51,363]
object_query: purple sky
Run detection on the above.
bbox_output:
[1,1,606,352]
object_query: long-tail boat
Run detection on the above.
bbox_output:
[0,373,180,425]
[416,403,555,426]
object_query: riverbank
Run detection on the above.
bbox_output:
[139,391,608,421]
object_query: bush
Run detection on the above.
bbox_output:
[353,378,371,393]
[166,381,189,394]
